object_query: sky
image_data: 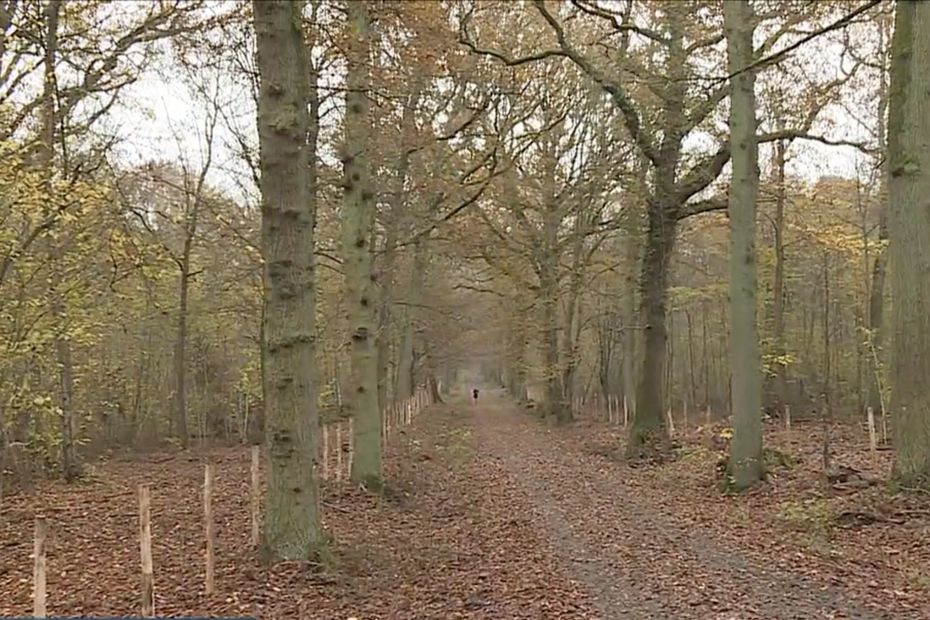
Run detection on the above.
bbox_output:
[102,6,880,212]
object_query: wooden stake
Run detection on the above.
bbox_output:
[867,406,878,469]
[322,425,330,480]
[139,484,155,617]
[335,423,344,482]
[33,516,47,618]
[666,407,675,436]
[203,464,215,595]
[705,404,711,426]
[348,418,354,476]
[622,396,629,428]
[881,406,888,445]
[607,396,614,424]
[250,446,260,547]
[784,404,791,432]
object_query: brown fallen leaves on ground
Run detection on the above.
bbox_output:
[0,403,591,619]
[567,403,930,619]
[2,394,928,619]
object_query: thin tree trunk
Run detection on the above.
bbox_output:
[252,0,321,561]
[686,308,696,409]
[867,21,890,414]
[770,138,788,412]
[173,255,191,449]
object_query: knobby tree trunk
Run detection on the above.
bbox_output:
[252,0,322,561]
[342,0,381,490]
[888,0,930,486]
[629,197,677,457]
[628,14,687,458]
[724,0,764,490]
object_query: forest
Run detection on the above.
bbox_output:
[1,0,930,618]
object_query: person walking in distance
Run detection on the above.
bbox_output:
[472,387,479,404]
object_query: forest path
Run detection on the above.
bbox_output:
[472,391,895,620]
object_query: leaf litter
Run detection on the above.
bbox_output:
[2,395,927,619]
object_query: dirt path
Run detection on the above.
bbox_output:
[473,392,900,620]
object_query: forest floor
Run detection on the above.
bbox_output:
[1,390,928,619]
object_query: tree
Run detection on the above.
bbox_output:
[724,0,764,490]
[463,0,873,457]
[251,0,322,560]
[343,0,381,489]
[888,0,930,486]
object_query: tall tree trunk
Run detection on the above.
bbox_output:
[769,138,788,412]
[539,255,566,422]
[508,312,528,402]
[725,0,763,490]
[686,308,696,408]
[39,0,80,481]
[560,219,587,416]
[621,215,639,418]
[867,22,890,414]
[888,0,930,486]
[376,224,395,414]
[252,0,321,561]
[629,197,677,456]
[380,91,417,407]
[173,237,193,448]
[395,238,424,401]
[343,0,381,489]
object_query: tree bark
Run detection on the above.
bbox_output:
[252,0,322,561]
[560,216,587,417]
[628,198,676,456]
[621,211,640,419]
[724,0,764,490]
[394,239,423,402]
[383,92,418,406]
[867,21,890,414]
[172,222,195,448]
[888,0,930,486]
[39,0,80,482]
[769,138,788,412]
[343,0,381,489]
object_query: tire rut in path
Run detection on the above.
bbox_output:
[473,395,897,620]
